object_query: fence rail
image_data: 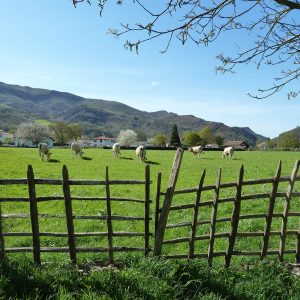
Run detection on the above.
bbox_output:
[0,164,151,265]
[1,149,300,268]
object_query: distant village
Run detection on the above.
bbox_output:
[0,129,250,150]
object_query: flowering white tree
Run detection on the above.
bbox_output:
[117,129,137,146]
[16,122,52,146]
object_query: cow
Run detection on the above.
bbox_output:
[136,145,147,163]
[71,142,84,158]
[222,146,234,159]
[188,146,204,158]
[38,143,52,161]
[112,143,121,158]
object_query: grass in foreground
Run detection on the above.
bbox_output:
[1,256,300,299]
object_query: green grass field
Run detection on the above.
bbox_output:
[0,148,300,260]
[1,147,300,299]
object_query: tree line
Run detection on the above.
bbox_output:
[6,121,300,150]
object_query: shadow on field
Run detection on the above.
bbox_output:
[120,157,134,160]
[48,159,60,163]
[145,160,160,165]
[82,157,93,161]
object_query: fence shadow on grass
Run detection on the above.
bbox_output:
[82,157,92,161]
[145,161,160,165]
[48,159,60,163]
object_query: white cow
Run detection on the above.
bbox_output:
[71,142,84,158]
[136,145,147,163]
[38,143,52,161]
[222,146,234,159]
[188,146,204,158]
[112,143,121,158]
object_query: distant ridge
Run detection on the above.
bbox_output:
[0,81,267,145]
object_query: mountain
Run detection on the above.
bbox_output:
[0,81,267,145]
[270,126,300,145]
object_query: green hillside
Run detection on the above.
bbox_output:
[0,81,267,145]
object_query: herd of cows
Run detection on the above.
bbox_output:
[38,142,234,162]
[38,142,148,162]
[188,145,234,159]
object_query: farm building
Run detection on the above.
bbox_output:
[92,136,116,147]
[74,137,93,148]
[15,137,54,148]
[204,144,220,149]
[224,140,249,150]
[0,130,13,143]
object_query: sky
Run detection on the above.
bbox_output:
[0,1,299,139]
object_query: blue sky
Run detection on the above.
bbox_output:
[0,1,299,138]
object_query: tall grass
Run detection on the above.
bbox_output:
[1,256,300,299]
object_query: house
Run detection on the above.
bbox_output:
[74,137,93,148]
[92,136,116,148]
[204,144,220,149]
[224,140,249,150]
[0,130,13,143]
[15,137,54,148]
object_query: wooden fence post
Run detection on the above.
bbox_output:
[62,165,77,264]
[144,164,151,256]
[208,168,222,266]
[188,170,206,259]
[296,163,300,262]
[279,160,299,261]
[154,172,162,239]
[0,202,5,260]
[225,164,244,267]
[154,148,184,256]
[261,161,281,259]
[27,165,41,265]
[105,166,114,264]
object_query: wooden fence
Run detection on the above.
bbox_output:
[154,151,300,267]
[0,164,151,265]
[1,149,300,268]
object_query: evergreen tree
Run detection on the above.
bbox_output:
[170,124,181,147]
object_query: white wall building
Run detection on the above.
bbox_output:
[15,137,54,148]
[0,130,13,143]
[92,136,116,147]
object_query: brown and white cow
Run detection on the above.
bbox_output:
[188,146,204,158]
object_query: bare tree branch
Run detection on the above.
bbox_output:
[73,0,300,98]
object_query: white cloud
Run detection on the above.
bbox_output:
[150,80,160,87]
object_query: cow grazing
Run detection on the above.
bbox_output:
[222,146,234,159]
[112,143,121,158]
[188,146,204,158]
[38,143,52,161]
[136,145,147,163]
[71,142,84,158]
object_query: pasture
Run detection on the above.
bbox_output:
[1,147,300,299]
[0,147,300,265]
